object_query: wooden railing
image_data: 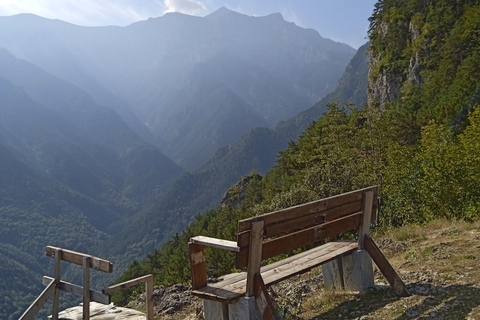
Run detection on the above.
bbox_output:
[103,274,154,320]
[19,246,154,320]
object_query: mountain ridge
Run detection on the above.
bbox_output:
[0,9,355,169]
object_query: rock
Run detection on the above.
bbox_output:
[406,310,419,318]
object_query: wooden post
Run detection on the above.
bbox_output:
[189,243,207,290]
[83,256,91,320]
[145,275,154,320]
[358,191,374,250]
[246,221,264,296]
[52,249,62,320]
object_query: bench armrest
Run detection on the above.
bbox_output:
[190,236,239,252]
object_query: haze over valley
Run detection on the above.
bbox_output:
[0,7,362,319]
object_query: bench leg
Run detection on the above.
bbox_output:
[204,300,229,320]
[322,250,374,293]
[342,249,374,292]
[203,298,263,320]
[322,258,343,290]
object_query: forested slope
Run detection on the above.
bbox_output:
[113,0,480,302]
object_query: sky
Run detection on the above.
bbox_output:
[0,0,377,49]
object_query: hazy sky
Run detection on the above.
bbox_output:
[0,0,376,49]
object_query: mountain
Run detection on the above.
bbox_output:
[0,53,183,319]
[101,42,370,268]
[0,8,355,169]
[0,49,184,213]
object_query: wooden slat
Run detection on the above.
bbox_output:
[19,279,55,320]
[237,201,364,248]
[192,241,358,302]
[236,213,361,268]
[189,243,207,290]
[246,221,264,296]
[45,246,113,273]
[238,186,377,232]
[261,242,358,286]
[42,277,110,305]
[363,235,410,297]
[190,236,240,252]
[103,274,154,294]
[192,285,245,302]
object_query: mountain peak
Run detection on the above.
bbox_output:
[205,7,238,20]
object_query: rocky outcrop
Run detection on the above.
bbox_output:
[220,173,262,209]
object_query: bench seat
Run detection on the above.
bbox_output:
[192,240,358,302]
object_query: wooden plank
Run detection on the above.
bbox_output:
[45,246,113,273]
[236,213,361,268]
[246,221,264,296]
[103,274,154,294]
[254,274,279,320]
[236,201,364,247]
[238,186,377,232]
[192,285,245,302]
[83,256,91,320]
[52,301,146,320]
[189,243,207,290]
[42,277,110,304]
[363,235,410,297]
[261,242,358,286]
[193,241,358,302]
[358,191,373,249]
[19,279,55,320]
[190,236,240,252]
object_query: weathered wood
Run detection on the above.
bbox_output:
[192,241,358,302]
[145,275,154,320]
[236,201,364,248]
[52,248,62,320]
[236,213,361,268]
[189,187,399,307]
[190,236,240,252]
[42,277,110,305]
[19,279,55,320]
[253,274,279,320]
[203,300,229,320]
[46,246,113,273]
[83,256,91,319]
[51,301,147,320]
[358,191,374,250]
[246,221,264,296]
[103,274,154,294]
[238,186,377,232]
[363,235,410,297]
[189,243,207,290]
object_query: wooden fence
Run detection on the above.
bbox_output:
[19,246,154,320]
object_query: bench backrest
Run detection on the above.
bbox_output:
[235,186,378,269]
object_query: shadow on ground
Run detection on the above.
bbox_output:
[300,283,480,320]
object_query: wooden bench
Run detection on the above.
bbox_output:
[189,186,409,319]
